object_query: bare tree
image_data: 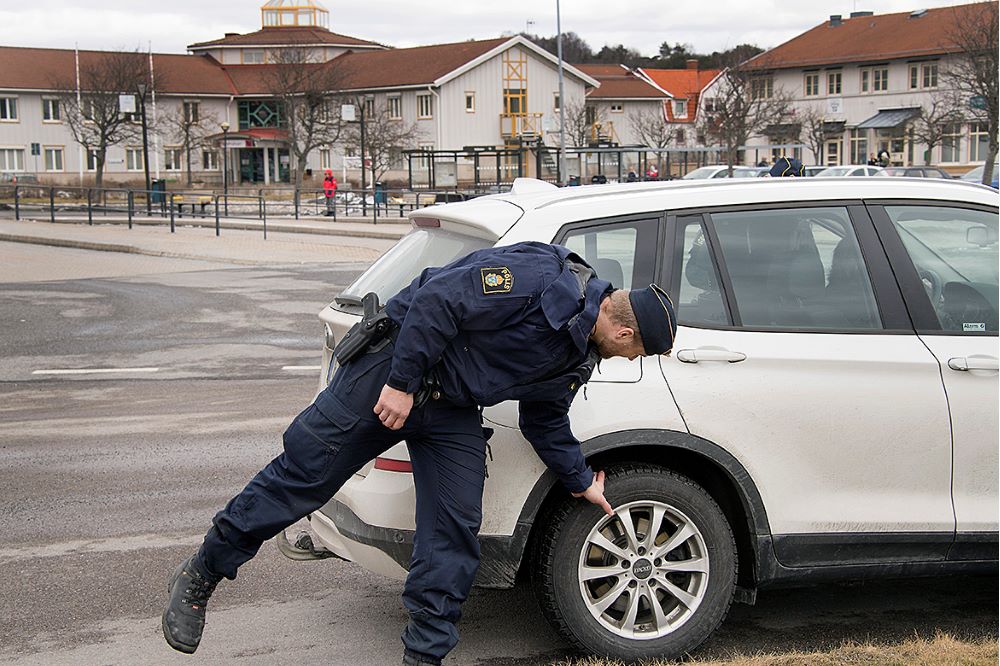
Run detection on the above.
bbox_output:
[265,47,347,193]
[797,106,829,165]
[343,100,422,185]
[910,91,963,165]
[628,105,674,174]
[561,99,601,147]
[943,1,998,184]
[53,49,150,188]
[162,101,219,186]
[697,49,794,175]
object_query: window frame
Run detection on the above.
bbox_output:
[661,201,912,334]
[827,70,842,95]
[867,199,999,336]
[126,147,143,171]
[804,72,820,97]
[416,94,433,119]
[610,102,624,114]
[0,96,18,122]
[201,149,219,171]
[183,101,200,124]
[465,92,475,114]
[42,98,61,123]
[163,146,183,172]
[43,145,64,172]
[0,147,25,171]
[673,99,688,119]
[552,213,665,291]
[387,95,402,120]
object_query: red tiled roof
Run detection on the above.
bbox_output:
[189,26,384,50]
[747,2,996,70]
[0,47,236,95]
[334,38,510,89]
[640,68,720,123]
[575,64,666,99]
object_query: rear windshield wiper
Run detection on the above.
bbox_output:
[334,293,363,307]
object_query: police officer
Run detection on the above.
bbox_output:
[161,241,677,665]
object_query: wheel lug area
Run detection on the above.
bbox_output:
[628,580,637,588]
[654,558,661,566]
[638,547,646,556]
[621,560,630,568]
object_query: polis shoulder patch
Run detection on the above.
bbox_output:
[480,267,513,294]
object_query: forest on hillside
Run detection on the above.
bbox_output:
[519,32,764,69]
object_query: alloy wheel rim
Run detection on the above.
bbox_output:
[576,500,710,640]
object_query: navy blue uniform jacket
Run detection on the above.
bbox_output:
[384,241,612,493]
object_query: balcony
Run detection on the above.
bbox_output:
[500,113,544,140]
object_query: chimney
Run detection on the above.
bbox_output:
[850,10,873,17]
[830,14,843,26]
[686,59,699,70]
[225,32,239,37]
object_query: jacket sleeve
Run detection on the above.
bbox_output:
[518,396,594,493]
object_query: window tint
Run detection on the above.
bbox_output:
[709,207,882,329]
[676,216,729,326]
[563,221,656,289]
[886,205,998,333]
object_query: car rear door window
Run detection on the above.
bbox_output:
[561,220,658,289]
[708,207,882,329]
[674,216,731,326]
[884,205,998,333]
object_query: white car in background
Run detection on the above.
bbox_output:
[287,177,999,662]
[682,165,760,179]
[815,165,884,177]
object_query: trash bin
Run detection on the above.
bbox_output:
[150,179,166,204]
[374,181,386,205]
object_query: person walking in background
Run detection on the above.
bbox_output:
[323,170,338,217]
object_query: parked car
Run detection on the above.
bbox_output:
[876,166,955,178]
[960,162,999,189]
[802,165,827,177]
[0,172,39,184]
[815,165,884,177]
[297,177,998,662]
[682,165,759,179]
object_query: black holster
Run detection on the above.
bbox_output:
[333,292,393,365]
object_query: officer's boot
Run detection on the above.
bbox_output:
[402,649,441,666]
[161,554,220,654]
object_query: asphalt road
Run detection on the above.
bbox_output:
[0,242,995,665]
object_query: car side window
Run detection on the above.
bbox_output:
[561,219,657,290]
[674,216,730,326]
[708,207,883,330]
[885,205,998,334]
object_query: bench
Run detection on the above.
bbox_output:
[170,194,213,217]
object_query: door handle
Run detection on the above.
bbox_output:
[676,348,747,364]
[948,356,999,372]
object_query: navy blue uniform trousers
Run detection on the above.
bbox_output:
[197,341,487,661]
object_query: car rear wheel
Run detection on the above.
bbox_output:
[531,464,737,661]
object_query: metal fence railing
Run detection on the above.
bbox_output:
[0,184,476,239]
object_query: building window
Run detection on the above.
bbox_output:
[0,97,18,121]
[388,146,404,170]
[861,69,870,93]
[0,148,25,171]
[42,98,61,122]
[363,97,374,117]
[387,96,402,120]
[553,93,560,112]
[202,150,219,170]
[849,129,868,164]
[804,72,820,96]
[126,147,143,171]
[970,122,989,162]
[465,92,475,113]
[922,63,938,88]
[610,103,624,113]
[164,147,183,171]
[940,123,963,163]
[238,100,282,130]
[85,148,99,171]
[909,65,919,90]
[319,147,331,170]
[673,99,688,118]
[417,94,433,119]
[751,77,773,99]
[827,71,842,95]
[873,67,889,92]
[43,147,63,171]
[242,49,265,64]
[183,101,199,123]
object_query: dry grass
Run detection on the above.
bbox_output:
[552,632,999,666]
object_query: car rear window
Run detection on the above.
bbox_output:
[338,228,492,304]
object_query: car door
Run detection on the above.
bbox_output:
[661,204,955,567]
[869,201,999,557]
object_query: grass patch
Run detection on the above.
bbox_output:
[553,632,999,666]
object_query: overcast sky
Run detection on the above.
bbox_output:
[0,0,977,56]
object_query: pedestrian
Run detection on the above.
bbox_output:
[626,165,638,182]
[161,241,678,665]
[645,163,659,180]
[757,158,770,167]
[877,149,890,168]
[323,169,337,216]
[867,153,878,166]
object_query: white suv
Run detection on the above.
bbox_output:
[291,177,998,661]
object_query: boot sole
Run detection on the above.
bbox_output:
[162,559,199,654]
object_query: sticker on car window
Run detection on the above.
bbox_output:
[963,322,986,332]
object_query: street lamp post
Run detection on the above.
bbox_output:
[220,121,230,216]
[137,82,151,214]
[357,96,368,218]
[556,0,567,186]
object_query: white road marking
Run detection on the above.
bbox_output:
[32,367,160,375]
[282,365,321,371]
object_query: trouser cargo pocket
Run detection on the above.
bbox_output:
[282,389,360,483]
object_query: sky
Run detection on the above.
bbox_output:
[0,0,978,56]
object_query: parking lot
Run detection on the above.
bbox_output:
[0,234,996,665]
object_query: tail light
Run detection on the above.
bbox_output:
[374,457,413,473]
[411,217,441,228]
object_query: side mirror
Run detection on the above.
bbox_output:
[967,225,998,246]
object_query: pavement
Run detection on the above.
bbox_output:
[0,214,408,266]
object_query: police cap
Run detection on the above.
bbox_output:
[628,284,677,355]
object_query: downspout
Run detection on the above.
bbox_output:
[428,85,441,151]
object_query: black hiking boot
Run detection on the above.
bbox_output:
[161,555,219,654]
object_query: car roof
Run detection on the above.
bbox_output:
[412,177,997,241]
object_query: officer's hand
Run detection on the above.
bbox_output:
[374,385,413,430]
[571,470,614,516]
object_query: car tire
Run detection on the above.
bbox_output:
[531,464,737,661]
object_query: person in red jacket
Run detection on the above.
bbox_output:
[322,169,338,216]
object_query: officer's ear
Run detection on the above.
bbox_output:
[615,325,636,341]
